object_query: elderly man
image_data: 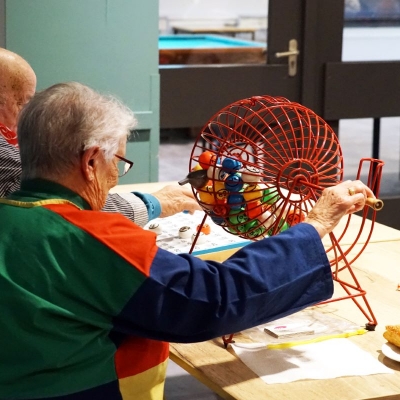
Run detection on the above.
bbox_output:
[0,48,36,195]
[0,82,373,399]
[0,47,200,224]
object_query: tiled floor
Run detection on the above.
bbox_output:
[159,117,400,399]
[165,361,223,400]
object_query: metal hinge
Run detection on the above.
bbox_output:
[275,39,300,77]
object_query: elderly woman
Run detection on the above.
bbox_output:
[0,82,373,400]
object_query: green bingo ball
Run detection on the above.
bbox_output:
[268,219,290,235]
[247,225,267,239]
[228,209,249,225]
[262,188,279,205]
[242,220,258,233]
[236,223,249,233]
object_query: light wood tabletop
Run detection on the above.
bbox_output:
[169,240,400,400]
[114,182,400,400]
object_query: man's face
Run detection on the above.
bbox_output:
[2,67,36,133]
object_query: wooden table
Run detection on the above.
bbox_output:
[114,182,400,399]
[169,240,400,400]
[171,25,258,41]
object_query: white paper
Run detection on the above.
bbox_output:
[232,338,393,384]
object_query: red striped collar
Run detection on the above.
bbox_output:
[0,122,18,146]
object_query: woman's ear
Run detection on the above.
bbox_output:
[81,147,101,181]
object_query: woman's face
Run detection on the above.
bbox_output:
[108,142,127,189]
[89,140,127,210]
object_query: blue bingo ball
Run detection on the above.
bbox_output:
[227,193,244,210]
[224,173,244,192]
[222,157,242,173]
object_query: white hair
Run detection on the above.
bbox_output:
[18,82,137,180]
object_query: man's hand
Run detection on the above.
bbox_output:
[152,184,202,218]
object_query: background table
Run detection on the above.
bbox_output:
[171,25,258,41]
[159,34,266,65]
[114,182,400,399]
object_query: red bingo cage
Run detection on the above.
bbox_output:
[179,95,384,347]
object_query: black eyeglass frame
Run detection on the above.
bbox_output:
[114,154,134,177]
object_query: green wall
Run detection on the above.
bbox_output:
[5,0,159,183]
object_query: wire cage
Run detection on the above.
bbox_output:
[181,95,384,347]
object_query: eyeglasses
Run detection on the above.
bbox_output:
[114,154,134,177]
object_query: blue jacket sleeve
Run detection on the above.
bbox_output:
[113,223,333,343]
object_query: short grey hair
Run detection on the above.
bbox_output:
[18,81,137,180]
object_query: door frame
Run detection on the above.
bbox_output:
[303,0,400,229]
[160,0,304,129]
[0,0,5,47]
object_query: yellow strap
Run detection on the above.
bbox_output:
[0,198,82,209]
[267,328,368,350]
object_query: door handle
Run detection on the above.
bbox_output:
[275,39,299,77]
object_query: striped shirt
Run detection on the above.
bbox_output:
[0,131,21,197]
[0,126,152,226]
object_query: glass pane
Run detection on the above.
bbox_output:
[159,0,268,65]
[339,117,400,196]
[345,0,400,24]
[343,0,400,61]
[343,1,400,196]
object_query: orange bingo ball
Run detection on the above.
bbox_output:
[246,201,266,220]
[286,209,306,226]
[198,151,218,170]
[196,223,211,235]
[213,204,228,216]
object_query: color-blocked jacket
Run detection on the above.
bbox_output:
[0,124,151,227]
[0,179,333,399]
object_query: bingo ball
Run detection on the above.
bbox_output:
[188,95,343,240]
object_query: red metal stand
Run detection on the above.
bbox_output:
[182,95,384,347]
